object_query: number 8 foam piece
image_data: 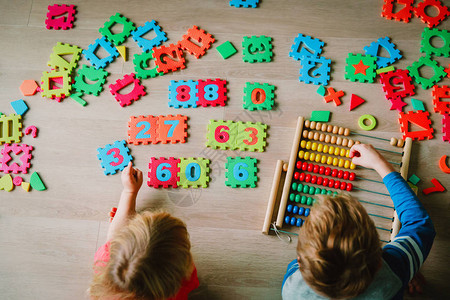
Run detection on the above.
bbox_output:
[97,140,133,175]
[225,157,258,188]
[168,79,227,108]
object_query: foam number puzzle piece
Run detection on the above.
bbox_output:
[421,28,450,57]
[388,97,408,112]
[40,69,72,99]
[0,143,33,174]
[299,56,331,86]
[363,37,402,68]
[73,65,108,96]
[133,51,163,79]
[323,87,344,106]
[24,126,38,138]
[229,0,259,8]
[10,99,28,116]
[349,94,366,111]
[177,158,210,188]
[216,41,237,59]
[422,178,445,195]
[82,37,119,70]
[235,122,267,152]
[19,80,39,96]
[411,98,426,111]
[45,4,76,30]
[289,34,324,61]
[127,115,158,145]
[432,85,450,114]
[97,140,133,175]
[345,53,377,83]
[99,13,136,46]
[148,157,180,188]
[413,0,450,28]
[47,42,82,72]
[206,120,238,150]
[0,174,14,192]
[30,171,46,191]
[398,110,434,140]
[196,79,228,107]
[243,82,275,111]
[152,44,186,74]
[131,20,168,52]
[109,73,146,107]
[381,0,414,22]
[0,114,23,145]
[443,113,450,142]
[225,157,258,188]
[178,26,215,58]
[168,80,198,108]
[70,92,87,106]
[242,36,273,63]
[310,111,331,122]
[157,115,188,144]
[407,55,446,90]
[439,155,450,173]
[379,69,416,101]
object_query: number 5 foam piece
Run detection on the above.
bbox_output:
[235,122,267,152]
[30,171,46,191]
[10,99,29,116]
[97,140,133,175]
[148,157,180,188]
[225,157,258,188]
[216,41,237,59]
[206,120,238,150]
[177,157,210,188]
[157,115,188,144]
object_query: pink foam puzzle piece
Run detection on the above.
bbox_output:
[0,143,33,174]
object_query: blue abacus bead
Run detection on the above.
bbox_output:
[290,217,297,226]
[296,218,303,227]
[285,216,291,224]
[301,195,307,204]
[290,193,295,201]
[303,185,309,193]
[299,207,305,216]
[292,182,297,190]
[293,205,299,214]
[305,208,311,217]
[297,183,303,192]
[287,204,293,212]
[307,197,313,206]
[295,194,301,203]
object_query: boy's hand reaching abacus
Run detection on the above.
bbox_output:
[349,143,395,178]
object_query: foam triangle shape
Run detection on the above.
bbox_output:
[116,46,127,61]
[350,94,365,111]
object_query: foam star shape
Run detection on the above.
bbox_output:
[389,97,407,112]
[353,60,370,75]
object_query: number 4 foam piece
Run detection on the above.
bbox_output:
[242,36,273,63]
[148,157,180,188]
[398,110,434,140]
[413,0,450,28]
[422,178,445,195]
[97,140,133,175]
[157,115,188,144]
[178,26,215,59]
[19,80,39,96]
[45,4,76,30]
[10,99,29,116]
[216,41,237,59]
[225,157,258,188]
[310,111,331,122]
[177,157,210,188]
[349,94,366,111]
[30,172,46,191]
[109,73,146,107]
[0,174,14,192]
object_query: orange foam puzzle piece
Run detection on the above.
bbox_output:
[324,87,344,106]
[157,115,188,144]
[178,25,215,58]
[398,111,434,140]
[127,115,159,145]
[20,80,39,96]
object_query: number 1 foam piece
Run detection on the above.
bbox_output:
[133,51,163,79]
[310,111,331,122]
[243,82,275,111]
[411,98,426,111]
[0,114,23,145]
[10,99,28,116]
[407,55,446,90]
[381,0,414,23]
[109,73,146,107]
[413,0,450,28]
[216,41,237,59]
[229,0,259,8]
[47,42,82,72]
[345,53,377,83]
[178,157,210,188]
[82,37,119,70]
[363,37,402,69]
[148,157,180,188]
[73,65,108,96]
[432,85,450,114]
[178,25,215,58]
[289,34,324,61]
[0,143,33,174]
[420,28,450,57]
[45,4,76,30]
[299,56,331,86]
[398,110,434,140]
[422,178,445,195]
[349,94,366,111]
[0,174,14,192]
[99,13,136,46]
[29,172,46,191]
[40,69,72,99]
[379,69,416,101]
[225,157,258,188]
[97,140,133,176]
[242,35,273,63]
[196,79,228,107]
[152,44,186,74]
[168,80,199,108]
[131,20,167,52]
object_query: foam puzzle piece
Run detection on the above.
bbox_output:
[109,73,146,107]
[408,174,421,185]
[0,143,33,174]
[398,110,434,140]
[168,80,198,108]
[0,114,23,145]
[243,82,275,110]
[178,25,215,58]
[379,69,416,100]
[0,174,14,192]
[48,42,82,72]
[443,113,450,142]
[152,44,186,74]
[133,51,163,79]
[148,157,180,188]
[316,85,326,96]
[323,87,344,106]
[97,140,133,175]
[82,37,119,70]
[225,157,258,188]
[381,0,414,22]
[422,178,445,195]
[45,4,76,30]
[229,0,259,8]
[411,98,426,111]
[127,115,159,145]
[13,176,23,186]
[99,13,136,46]
[116,46,127,61]
[439,155,450,173]
[21,181,30,192]
[407,55,446,90]
[196,79,228,107]
[19,80,39,96]
[73,65,108,96]
[376,66,395,74]
[421,27,450,57]
[177,157,210,188]
[289,34,324,61]
[349,94,366,111]
[432,85,450,114]
[358,114,377,131]
[310,111,331,122]
[242,35,273,63]
[388,97,408,112]
[363,37,402,68]
[413,0,450,28]
[216,41,237,59]
[10,99,28,116]
[345,53,377,83]
[157,115,188,144]
[206,120,238,150]
[30,171,46,191]
[235,122,267,152]
[24,126,38,138]
[299,55,331,86]
[131,20,168,52]
[70,92,87,106]
[40,69,72,99]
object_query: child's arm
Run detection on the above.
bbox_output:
[106,162,143,241]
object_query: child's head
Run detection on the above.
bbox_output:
[90,211,192,300]
[296,194,381,299]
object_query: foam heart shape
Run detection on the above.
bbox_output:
[0,174,14,191]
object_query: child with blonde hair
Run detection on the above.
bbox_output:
[282,144,435,299]
[89,162,199,300]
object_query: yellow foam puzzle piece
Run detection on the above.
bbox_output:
[21,181,31,192]
[116,46,127,61]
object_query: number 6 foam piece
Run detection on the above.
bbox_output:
[148,157,180,188]
[97,140,133,175]
[225,157,258,188]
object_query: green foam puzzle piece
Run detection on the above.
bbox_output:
[316,85,326,96]
[408,174,421,185]
[242,35,273,63]
[411,98,426,111]
[133,51,164,79]
[243,82,275,111]
[177,158,210,188]
[407,55,447,90]
[47,42,82,72]
[420,27,450,57]
[225,157,258,188]
[310,111,331,122]
[99,13,136,46]
[40,69,72,99]
[344,53,377,83]
[69,92,87,106]
[73,65,108,96]
[235,122,267,152]
[216,41,237,59]
[206,120,238,150]
[30,172,46,191]
[0,174,14,192]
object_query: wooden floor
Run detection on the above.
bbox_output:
[0,1,449,299]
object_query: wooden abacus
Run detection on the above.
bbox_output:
[262,116,413,244]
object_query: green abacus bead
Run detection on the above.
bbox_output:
[303,185,309,193]
[292,182,297,190]
[315,188,322,194]
[321,189,327,195]
[295,194,301,203]
[313,198,317,204]
[309,186,315,194]
[301,196,307,204]
[297,183,303,192]
[327,190,333,195]
[290,193,295,201]
[307,197,313,206]
[333,191,338,196]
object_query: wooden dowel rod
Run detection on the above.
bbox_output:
[262,160,284,234]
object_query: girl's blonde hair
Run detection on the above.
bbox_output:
[90,211,193,300]
[297,194,381,299]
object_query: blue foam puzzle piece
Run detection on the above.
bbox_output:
[82,37,119,70]
[299,56,331,86]
[229,0,259,8]
[131,20,168,52]
[97,140,133,175]
[10,99,28,116]
[289,34,324,61]
[363,37,402,69]
[168,80,199,108]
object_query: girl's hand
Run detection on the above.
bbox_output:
[121,162,143,194]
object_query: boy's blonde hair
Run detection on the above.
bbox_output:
[297,194,381,299]
[90,211,193,300]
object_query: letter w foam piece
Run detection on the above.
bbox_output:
[109,73,146,107]
[178,26,215,58]
[45,4,76,30]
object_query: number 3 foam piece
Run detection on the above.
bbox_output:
[168,80,199,108]
[148,157,180,188]
[178,26,215,59]
[243,82,275,111]
[225,157,258,188]
[109,73,146,107]
[157,115,188,144]
[242,35,273,63]
[235,122,267,152]
[196,79,227,107]
[82,37,119,70]
[177,157,210,188]
[99,13,136,46]
[0,143,33,174]
[131,20,167,52]
[152,44,186,74]
[45,4,76,30]
[48,42,82,72]
[289,34,324,61]
[97,140,133,175]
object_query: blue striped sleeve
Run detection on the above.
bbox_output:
[282,259,299,289]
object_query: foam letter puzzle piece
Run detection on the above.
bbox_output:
[45,4,76,30]
[109,73,146,107]
[422,178,445,195]
[381,0,414,22]
[242,35,273,63]
[363,37,402,68]
[323,87,344,106]
[379,69,416,101]
[235,121,267,152]
[216,41,237,59]
[0,143,33,174]
[24,126,38,138]
[432,85,450,114]
[299,55,331,86]
[225,157,258,188]
[0,114,23,145]
[19,80,39,96]
[229,0,259,8]
[97,140,133,175]
[411,98,426,111]
[131,20,168,52]
[243,82,275,111]
[148,157,180,188]
[345,53,377,83]
[48,42,82,72]
[439,155,450,173]
[99,13,136,46]
[10,99,28,116]
[289,34,324,60]
[157,115,188,144]
[421,27,450,57]
[413,0,450,28]
[168,80,198,108]
[133,51,163,79]
[127,115,159,145]
[40,69,72,99]
[30,171,46,191]
[349,94,366,111]
[178,157,210,188]
[178,26,215,58]
[0,174,14,192]
[398,110,434,140]
[407,55,446,90]
[152,44,186,74]
[73,65,108,96]
[206,120,238,150]
[443,113,450,142]
[196,79,228,107]
[82,37,119,70]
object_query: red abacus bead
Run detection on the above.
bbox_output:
[349,172,355,181]
[296,161,302,169]
[311,175,317,184]
[305,174,311,183]
[331,169,338,177]
[334,180,340,189]
[294,172,300,180]
[299,173,306,181]
[325,167,331,176]
[328,179,335,188]
[343,171,349,180]
[323,178,329,186]
[319,166,325,174]
[340,182,347,190]
[313,165,319,173]
[307,163,314,172]
[302,162,308,171]
[317,176,323,185]
[337,170,343,179]
[346,182,353,191]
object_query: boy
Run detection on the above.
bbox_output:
[282,144,435,299]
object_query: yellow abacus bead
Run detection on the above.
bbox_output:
[306,141,312,150]
[338,127,344,135]
[305,120,310,128]
[303,130,309,138]
[308,131,314,140]
[323,145,329,153]
[390,137,397,146]
[345,149,350,157]
[328,146,334,155]
[304,152,310,160]
[314,132,319,140]
[338,159,345,168]
[342,138,348,147]
[310,153,316,161]
[315,154,321,162]
[338,148,345,156]
[331,136,337,144]
[344,128,350,136]
[336,137,342,145]
[315,122,322,130]
[321,123,327,132]
[333,126,339,134]
[344,160,350,169]
[332,157,339,166]
[333,147,339,156]
[310,121,316,129]
[299,151,305,159]
[327,156,333,165]
[327,125,333,132]
[325,135,331,143]
[317,143,323,153]
[321,155,327,164]
[350,163,356,170]
[319,133,325,142]
[301,140,306,148]
[311,142,318,151]
[355,141,361,145]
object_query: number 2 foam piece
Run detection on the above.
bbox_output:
[97,140,133,175]
[225,156,258,188]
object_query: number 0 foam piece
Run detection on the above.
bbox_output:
[29,172,46,191]
[10,99,29,116]
[420,27,450,57]
[216,41,237,59]
[109,73,146,107]
[147,157,180,188]
[97,140,133,175]
[422,178,446,195]
[45,4,76,30]
[413,0,450,28]
[310,111,331,122]
[177,157,210,188]
[0,174,14,192]
[225,157,258,188]
[243,82,275,111]
[439,155,450,173]
[398,110,434,140]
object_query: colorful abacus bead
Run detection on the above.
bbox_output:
[299,207,305,215]
[304,208,310,217]
[296,218,303,227]
[287,204,293,212]
[293,205,299,214]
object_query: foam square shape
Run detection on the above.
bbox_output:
[133,51,163,79]
[381,0,414,23]
[363,37,402,68]
[148,157,180,188]
[97,140,133,175]
[157,115,188,144]
[99,13,136,46]
[0,114,23,145]
[48,42,82,72]
[178,158,210,188]
[178,25,215,58]
[411,98,426,111]
[432,85,450,114]
[345,53,377,83]
[131,20,168,52]
[420,27,450,57]
[379,69,416,101]
[398,110,434,140]
[168,80,198,108]
[109,73,146,107]
[229,0,259,8]
[196,79,228,107]
[0,143,33,174]
[45,4,76,30]
[127,115,159,145]
[242,35,273,63]
[73,65,108,96]
[206,120,238,150]
[289,34,324,61]
[299,56,331,86]
[407,55,446,90]
[216,41,237,59]
[310,111,331,122]
[40,69,72,99]
[243,82,275,111]
[235,122,267,152]
[82,37,119,70]
[225,157,258,188]
[152,44,186,74]
[10,99,28,116]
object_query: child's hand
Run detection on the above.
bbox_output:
[349,144,395,178]
[121,162,143,194]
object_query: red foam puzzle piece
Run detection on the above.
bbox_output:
[349,94,365,111]
[413,0,450,28]
[45,4,76,30]
[380,69,415,101]
[398,110,434,140]
[196,79,228,107]
[389,97,407,112]
[178,25,215,58]
[432,85,450,115]
[443,113,450,142]
[324,87,344,106]
[109,73,146,107]
[147,157,180,188]
[422,178,445,195]
[381,0,414,23]
[152,44,186,74]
